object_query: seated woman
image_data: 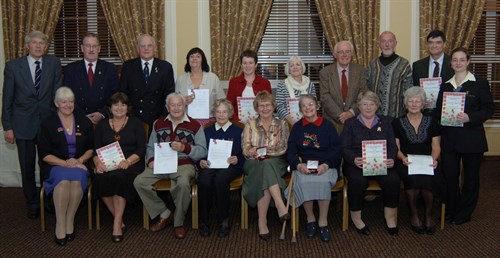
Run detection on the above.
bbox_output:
[242,91,290,240]
[393,87,440,235]
[198,99,244,238]
[93,93,146,243]
[286,94,341,242]
[38,87,94,246]
[340,91,400,236]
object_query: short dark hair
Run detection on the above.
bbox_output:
[81,32,100,45]
[451,47,471,61]
[108,92,132,118]
[426,30,446,42]
[184,47,210,73]
[240,49,258,64]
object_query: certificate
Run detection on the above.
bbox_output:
[419,77,441,109]
[362,140,387,176]
[153,142,178,174]
[187,89,210,119]
[287,98,302,123]
[96,141,126,171]
[440,92,466,127]
[407,154,434,175]
[237,97,257,123]
[207,139,233,169]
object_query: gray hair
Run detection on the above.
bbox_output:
[25,31,48,45]
[211,98,234,118]
[357,91,380,107]
[403,86,427,106]
[137,33,155,46]
[298,94,319,113]
[54,86,75,102]
[166,92,185,106]
[333,40,354,53]
[284,55,306,76]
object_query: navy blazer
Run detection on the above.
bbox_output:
[412,55,454,86]
[434,76,495,153]
[119,58,175,127]
[2,55,62,139]
[63,59,119,117]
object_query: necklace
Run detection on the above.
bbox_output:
[111,116,128,141]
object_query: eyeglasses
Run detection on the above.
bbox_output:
[215,110,229,115]
[258,104,273,109]
[300,102,316,108]
[336,50,352,55]
[83,44,100,49]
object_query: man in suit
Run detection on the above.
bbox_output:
[64,32,119,124]
[119,34,175,129]
[320,40,367,132]
[2,31,62,219]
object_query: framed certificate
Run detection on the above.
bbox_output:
[440,92,466,127]
[96,141,126,171]
[419,77,441,109]
[287,97,302,123]
[362,140,387,176]
[237,97,257,123]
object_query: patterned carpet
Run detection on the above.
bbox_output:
[0,158,499,257]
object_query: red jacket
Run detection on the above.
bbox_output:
[226,73,272,121]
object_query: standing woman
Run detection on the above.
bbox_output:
[276,56,317,126]
[93,93,146,242]
[227,49,272,121]
[38,87,94,246]
[435,47,494,225]
[176,47,225,126]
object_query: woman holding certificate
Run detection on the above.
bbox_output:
[340,91,400,236]
[93,93,146,242]
[198,99,244,238]
[38,87,94,246]
[276,56,316,126]
[434,47,494,225]
[286,94,341,242]
[393,87,440,234]
[242,91,290,240]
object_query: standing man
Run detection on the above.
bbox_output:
[2,31,62,219]
[64,32,119,124]
[134,93,207,239]
[120,34,175,129]
[320,40,367,132]
[367,31,413,118]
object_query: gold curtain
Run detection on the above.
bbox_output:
[1,0,63,61]
[314,0,380,67]
[100,0,165,61]
[209,0,273,80]
[419,0,486,58]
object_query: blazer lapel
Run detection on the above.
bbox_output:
[330,64,343,105]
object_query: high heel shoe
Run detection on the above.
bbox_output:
[386,227,398,236]
[65,232,76,241]
[355,225,371,235]
[258,232,271,241]
[279,212,290,222]
[54,236,67,246]
[112,235,124,243]
[424,226,435,235]
[410,224,425,234]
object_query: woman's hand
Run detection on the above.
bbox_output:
[200,160,210,169]
[228,156,238,165]
[65,158,79,167]
[95,162,107,174]
[247,147,258,158]
[148,160,154,169]
[402,156,410,166]
[432,160,439,169]
[117,160,130,170]
[316,163,329,175]
[457,112,470,123]
[385,159,395,168]
[354,157,363,169]
[297,163,309,174]
[185,95,194,105]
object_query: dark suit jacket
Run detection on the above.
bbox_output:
[63,59,119,117]
[37,113,94,180]
[434,76,495,153]
[2,55,62,139]
[119,58,175,127]
[412,55,454,86]
[320,62,367,126]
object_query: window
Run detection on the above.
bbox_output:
[468,0,500,119]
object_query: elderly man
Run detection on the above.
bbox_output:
[2,31,62,219]
[64,32,119,124]
[134,93,207,239]
[367,31,413,118]
[320,40,367,132]
[119,34,175,129]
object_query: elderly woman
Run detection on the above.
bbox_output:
[176,47,225,126]
[286,94,341,242]
[227,49,272,121]
[93,93,146,243]
[242,91,290,240]
[340,91,400,236]
[276,56,317,126]
[198,99,244,238]
[434,47,494,225]
[393,87,440,234]
[38,87,94,246]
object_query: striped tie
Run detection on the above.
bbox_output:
[34,60,41,93]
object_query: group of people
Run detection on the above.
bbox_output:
[1,28,494,246]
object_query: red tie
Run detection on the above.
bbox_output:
[341,69,348,102]
[88,63,94,87]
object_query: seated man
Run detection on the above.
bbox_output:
[134,92,207,239]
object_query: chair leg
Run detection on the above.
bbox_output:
[191,184,198,229]
[440,203,446,230]
[143,206,149,230]
[40,185,45,232]
[87,186,92,230]
[241,192,248,230]
[342,183,349,231]
[96,199,101,230]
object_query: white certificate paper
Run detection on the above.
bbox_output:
[407,154,434,175]
[420,77,441,109]
[187,89,210,119]
[153,142,178,174]
[441,92,466,127]
[287,98,302,123]
[362,140,387,176]
[96,141,126,171]
[237,97,257,123]
[207,139,233,169]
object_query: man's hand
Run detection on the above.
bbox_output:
[4,130,15,144]
[339,111,354,124]
[86,112,104,124]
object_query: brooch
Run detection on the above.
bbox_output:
[57,127,64,133]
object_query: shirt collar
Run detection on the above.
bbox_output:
[141,58,154,67]
[336,63,349,73]
[166,113,190,123]
[430,54,444,64]
[27,55,42,65]
[215,121,232,132]
[356,114,380,129]
[445,71,476,89]
[301,116,323,126]
[84,59,97,69]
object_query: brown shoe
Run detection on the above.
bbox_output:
[174,226,186,239]
[150,212,174,232]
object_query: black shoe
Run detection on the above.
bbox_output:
[199,224,211,237]
[54,236,67,246]
[386,227,398,236]
[319,226,331,242]
[424,226,435,235]
[445,215,455,224]
[112,235,123,243]
[305,222,317,239]
[65,232,76,241]
[451,217,471,225]
[217,224,230,238]
[27,209,40,219]
[355,226,371,235]
[259,232,271,241]
[410,224,425,234]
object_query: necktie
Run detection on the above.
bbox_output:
[88,63,94,87]
[341,69,348,102]
[433,61,440,78]
[34,60,41,93]
[144,62,150,84]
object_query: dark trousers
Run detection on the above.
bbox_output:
[343,163,400,211]
[16,139,39,211]
[441,151,483,220]
[197,167,242,225]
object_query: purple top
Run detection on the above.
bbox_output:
[60,116,77,158]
